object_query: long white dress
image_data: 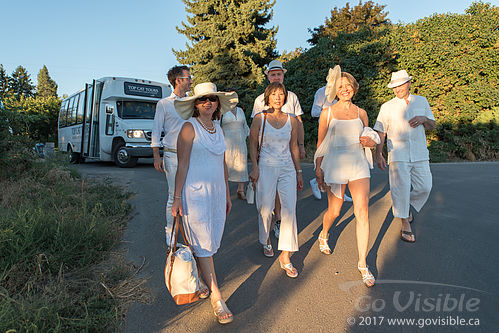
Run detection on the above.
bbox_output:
[181,118,227,257]
[221,107,249,182]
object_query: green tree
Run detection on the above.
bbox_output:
[174,0,278,110]
[0,64,10,99]
[9,66,35,99]
[308,0,390,45]
[36,65,58,98]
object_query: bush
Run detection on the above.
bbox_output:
[0,146,148,331]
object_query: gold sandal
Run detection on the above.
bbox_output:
[318,232,331,255]
[212,299,233,324]
[279,260,298,278]
[358,265,375,287]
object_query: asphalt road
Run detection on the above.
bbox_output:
[77,160,499,333]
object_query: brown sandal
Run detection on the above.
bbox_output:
[237,190,246,200]
[400,230,415,243]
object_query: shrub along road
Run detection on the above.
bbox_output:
[77,161,499,333]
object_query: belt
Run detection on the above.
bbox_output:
[164,147,177,153]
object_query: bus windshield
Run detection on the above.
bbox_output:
[116,100,157,119]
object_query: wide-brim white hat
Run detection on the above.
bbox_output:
[325,65,341,103]
[174,82,238,120]
[387,70,412,88]
[264,60,287,75]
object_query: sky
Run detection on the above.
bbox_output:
[1,0,491,97]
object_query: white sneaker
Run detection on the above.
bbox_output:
[344,194,353,202]
[309,178,321,200]
[273,220,280,239]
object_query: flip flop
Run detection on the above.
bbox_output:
[401,230,415,243]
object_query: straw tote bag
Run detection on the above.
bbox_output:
[164,215,201,305]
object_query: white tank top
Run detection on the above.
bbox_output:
[259,114,292,166]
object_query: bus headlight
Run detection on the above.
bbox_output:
[127,130,145,138]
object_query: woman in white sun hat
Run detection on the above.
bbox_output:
[314,65,379,287]
[172,82,238,324]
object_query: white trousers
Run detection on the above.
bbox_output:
[256,163,299,252]
[389,161,432,219]
[163,151,178,246]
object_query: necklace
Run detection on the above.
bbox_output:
[196,117,216,134]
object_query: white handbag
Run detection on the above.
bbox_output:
[246,183,255,204]
[164,216,201,305]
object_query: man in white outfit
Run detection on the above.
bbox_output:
[252,60,305,238]
[310,84,353,202]
[374,70,435,243]
[151,65,192,245]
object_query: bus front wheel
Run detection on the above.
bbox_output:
[68,146,80,164]
[113,142,138,168]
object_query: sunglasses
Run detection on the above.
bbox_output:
[197,96,218,102]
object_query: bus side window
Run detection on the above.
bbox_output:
[71,95,79,126]
[59,100,67,127]
[66,97,74,126]
[77,93,85,124]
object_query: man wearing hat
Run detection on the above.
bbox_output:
[251,60,305,158]
[374,70,435,243]
[151,65,192,245]
[251,60,305,238]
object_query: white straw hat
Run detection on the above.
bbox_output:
[325,65,341,103]
[387,70,412,88]
[174,82,238,120]
[264,60,287,75]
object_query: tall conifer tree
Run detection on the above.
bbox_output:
[0,64,9,99]
[36,65,58,98]
[174,0,277,96]
[9,66,35,98]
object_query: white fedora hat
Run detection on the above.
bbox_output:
[174,82,238,120]
[264,60,287,75]
[325,65,341,103]
[387,70,412,88]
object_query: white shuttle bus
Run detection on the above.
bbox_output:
[58,77,171,167]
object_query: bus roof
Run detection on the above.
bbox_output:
[62,77,172,102]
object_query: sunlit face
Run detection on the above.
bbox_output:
[195,95,219,115]
[392,81,411,99]
[268,88,286,109]
[176,69,192,92]
[336,77,355,101]
[267,70,285,84]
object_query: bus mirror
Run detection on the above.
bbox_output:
[105,104,114,114]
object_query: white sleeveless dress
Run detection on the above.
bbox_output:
[315,107,370,198]
[221,107,249,182]
[181,118,227,257]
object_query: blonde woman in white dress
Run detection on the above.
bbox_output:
[221,89,250,200]
[314,67,379,287]
[172,82,238,324]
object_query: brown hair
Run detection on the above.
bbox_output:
[167,65,189,88]
[338,72,359,97]
[264,82,288,107]
[193,96,221,120]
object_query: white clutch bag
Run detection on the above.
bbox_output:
[246,183,255,204]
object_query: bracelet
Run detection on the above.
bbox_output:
[298,143,304,146]
[174,195,182,199]
[296,169,302,173]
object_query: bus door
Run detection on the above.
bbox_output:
[81,80,103,158]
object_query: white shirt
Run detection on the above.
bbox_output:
[311,85,336,118]
[251,91,303,118]
[374,94,435,163]
[151,92,186,150]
